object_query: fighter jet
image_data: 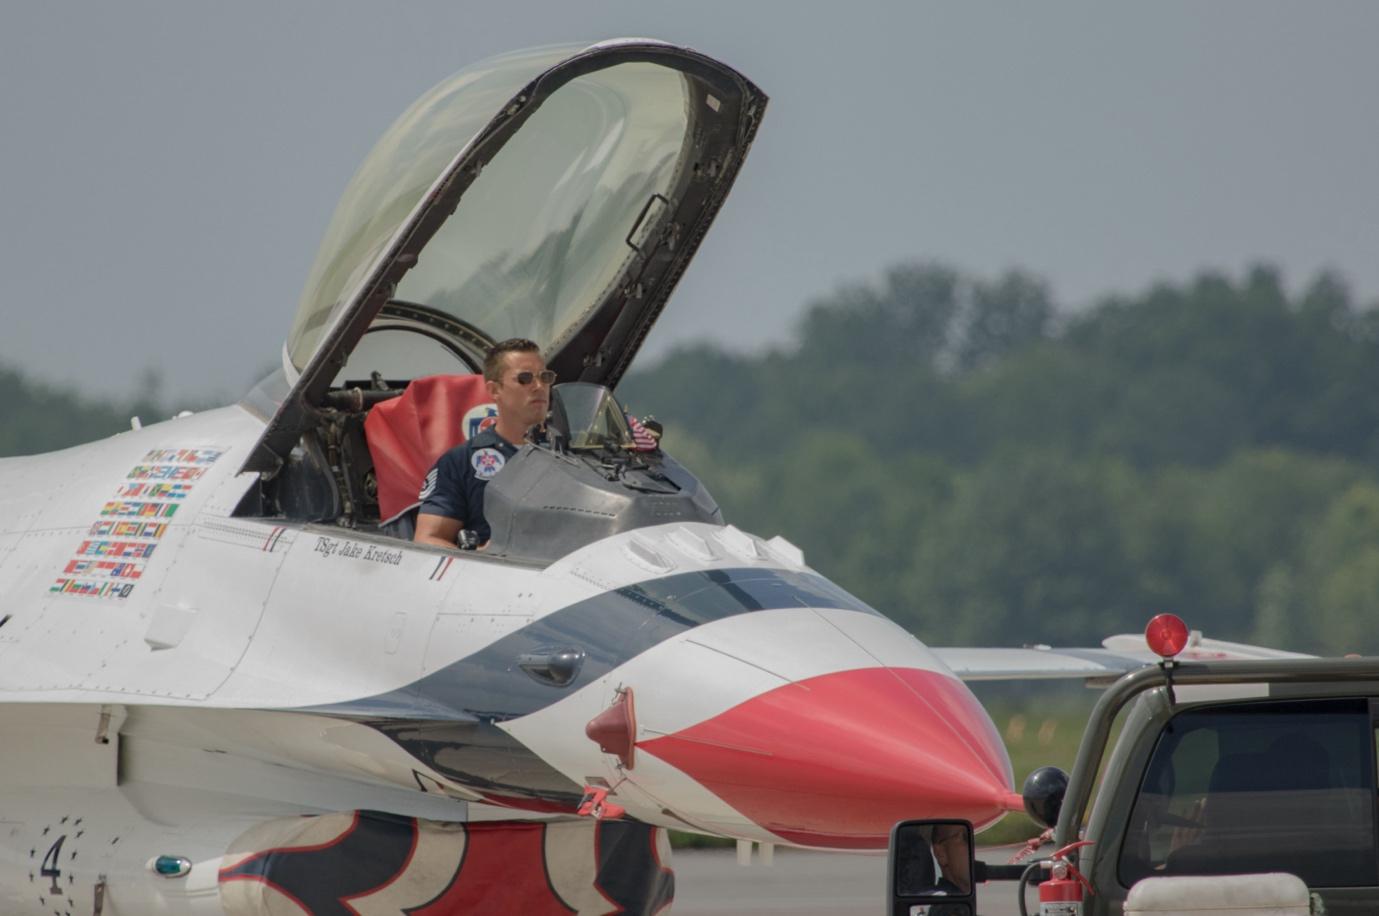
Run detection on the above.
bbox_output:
[0,40,1028,915]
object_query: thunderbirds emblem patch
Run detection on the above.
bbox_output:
[471,448,506,480]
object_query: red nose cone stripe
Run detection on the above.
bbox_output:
[638,667,1012,849]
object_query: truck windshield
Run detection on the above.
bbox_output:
[1118,698,1377,889]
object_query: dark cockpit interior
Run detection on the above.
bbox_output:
[234,355,722,567]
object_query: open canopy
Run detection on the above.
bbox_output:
[244,40,765,474]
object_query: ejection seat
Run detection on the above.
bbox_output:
[363,374,496,540]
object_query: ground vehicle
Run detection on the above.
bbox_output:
[893,648,1379,915]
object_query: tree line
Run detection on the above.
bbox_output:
[0,367,158,458]
[621,262,1379,655]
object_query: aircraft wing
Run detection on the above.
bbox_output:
[933,633,1314,684]
[931,646,1144,682]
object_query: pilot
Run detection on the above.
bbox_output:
[413,338,554,549]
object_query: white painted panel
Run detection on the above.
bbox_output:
[0,523,90,685]
[0,525,131,692]
[808,606,949,672]
[0,449,99,542]
[77,520,290,700]
[118,706,476,815]
[0,406,266,699]
[423,612,532,676]
[230,532,462,707]
[0,533,23,651]
[546,521,793,594]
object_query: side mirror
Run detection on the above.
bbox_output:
[888,819,975,916]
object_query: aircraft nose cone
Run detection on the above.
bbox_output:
[637,666,1017,849]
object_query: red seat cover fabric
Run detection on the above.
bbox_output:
[364,374,497,524]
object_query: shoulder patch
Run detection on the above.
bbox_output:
[470,447,506,480]
[419,467,438,500]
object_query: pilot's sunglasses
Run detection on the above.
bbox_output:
[513,369,557,387]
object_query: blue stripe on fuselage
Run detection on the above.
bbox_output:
[316,566,877,723]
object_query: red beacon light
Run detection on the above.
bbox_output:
[1144,613,1190,660]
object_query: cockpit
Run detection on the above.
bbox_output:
[237,365,721,566]
[228,41,764,565]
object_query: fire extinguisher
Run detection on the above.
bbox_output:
[1038,840,1094,916]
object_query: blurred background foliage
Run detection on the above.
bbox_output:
[5,261,1379,656]
[620,261,1379,656]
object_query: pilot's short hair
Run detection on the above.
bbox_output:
[484,338,542,383]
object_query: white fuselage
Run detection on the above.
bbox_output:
[0,404,1013,914]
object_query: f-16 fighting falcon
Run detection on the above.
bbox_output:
[0,40,1043,914]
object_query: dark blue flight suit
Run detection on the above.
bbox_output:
[417,429,518,544]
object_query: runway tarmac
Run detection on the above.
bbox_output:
[671,846,1030,915]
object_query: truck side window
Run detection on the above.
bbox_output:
[1118,698,1377,889]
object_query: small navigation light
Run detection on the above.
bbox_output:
[152,855,192,878]
[1144,613,1189,659]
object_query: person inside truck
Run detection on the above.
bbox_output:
[931,823,972,895]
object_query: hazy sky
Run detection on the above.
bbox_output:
[3,2,1376,401]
